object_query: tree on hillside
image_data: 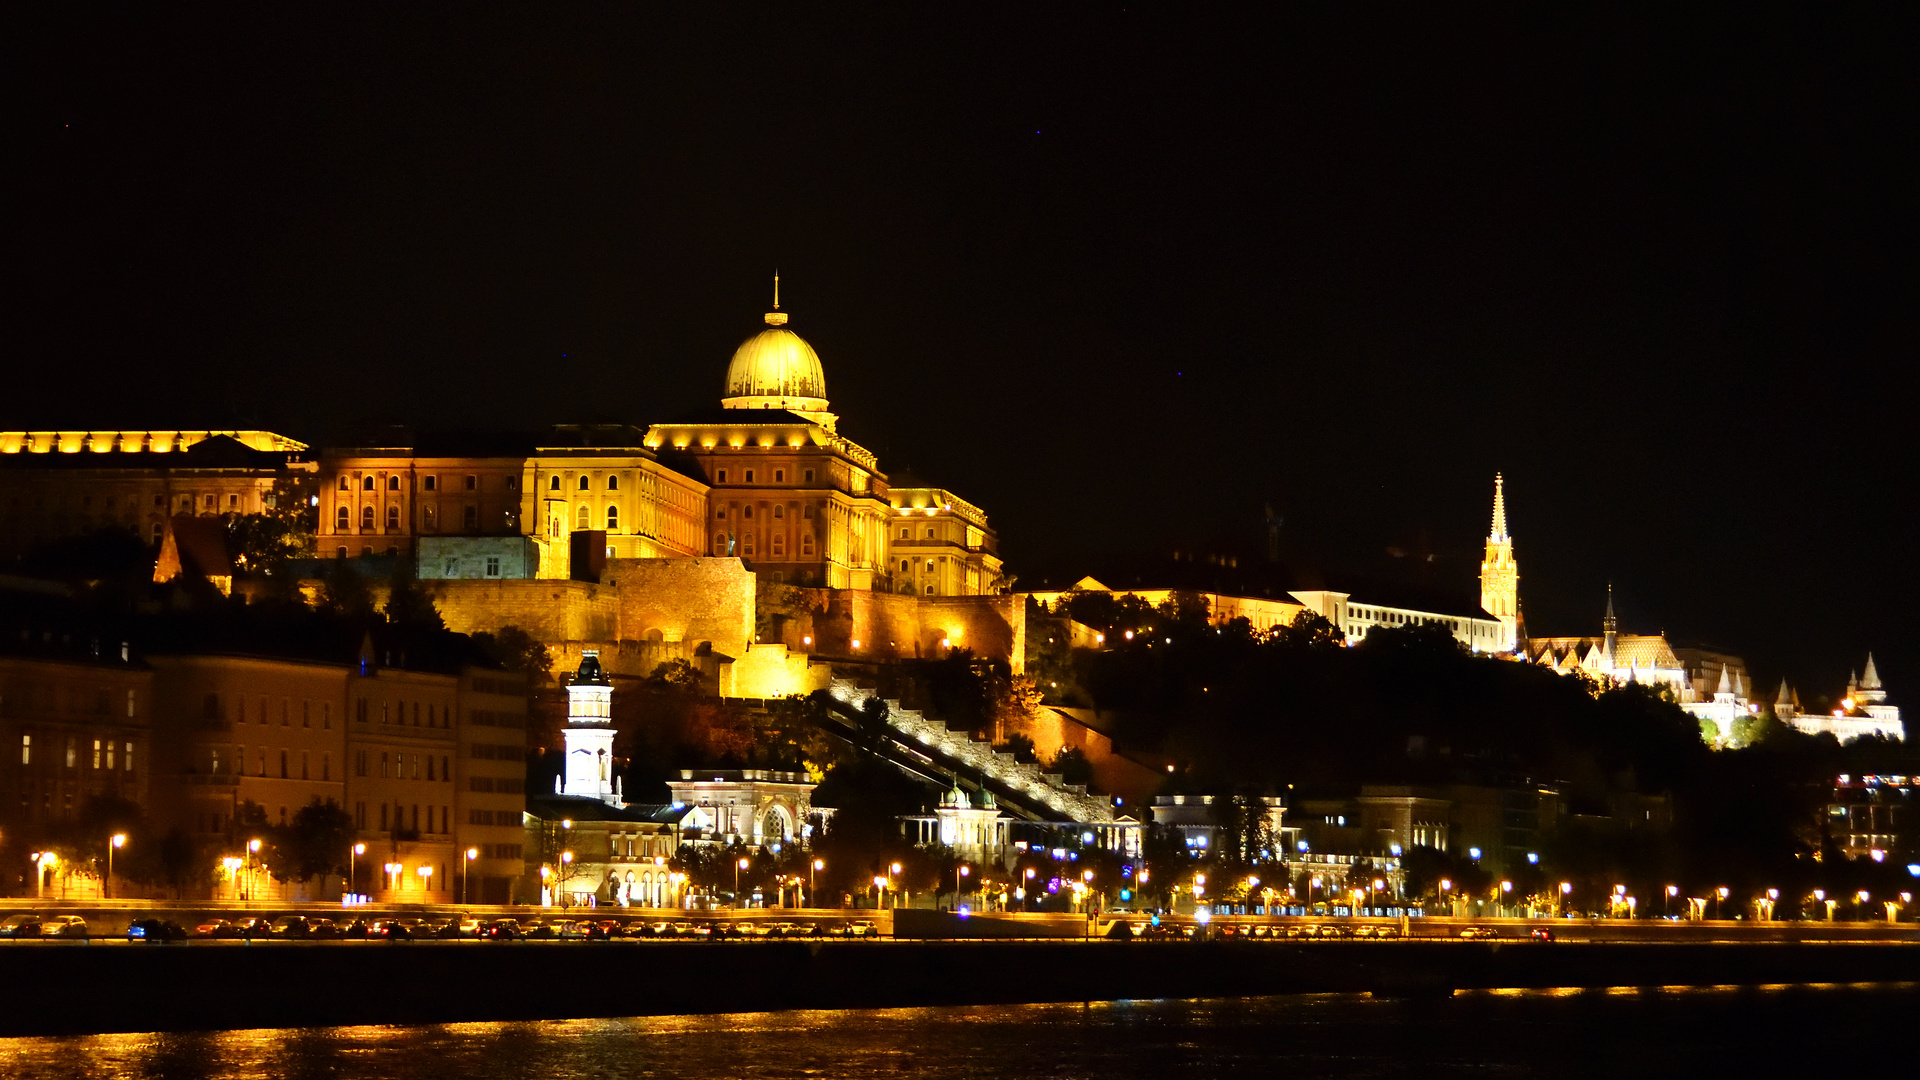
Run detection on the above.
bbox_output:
[318,557,375,622]
[383,556,444,630]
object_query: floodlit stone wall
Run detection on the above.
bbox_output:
[603,557,755,657]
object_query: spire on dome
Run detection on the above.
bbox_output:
[1490,473,1508,541]
[766,271,787,325]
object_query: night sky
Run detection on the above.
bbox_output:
[11,7,1912,700]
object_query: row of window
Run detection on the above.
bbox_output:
[351,749,453,781]
[213,745,330,781]
[355,801,451,835]
[1,688,137,719]
[353,698,453,728]
[468,742,521,761]
[710,531,815,558]
[467,776,526,794]
[205,693,333,729]
[342,474,494,493]
[717,503,813,520]
[20,734,136,772]
[335,504,492,532]
[467,808,518,826]
[714,468,814,485]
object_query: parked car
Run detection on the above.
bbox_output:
[193,919,242,939]
[266,916,312,939]
[847,920,879,938]
[127,917,186,942]
[338,918,372,940]
[1459,926,1500,940]
[233,918,271,939]
[0,914,45,938]
[43,915,89,938]
[481,918,523,940]
[1529,927,1555,942]
[455,916,485,938]
[367,919,412,940]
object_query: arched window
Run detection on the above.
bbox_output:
[714,533,727,555]
[362,476,375,491]
[576,504,590,530]
[338,476,349,490]
[360,506,374,530]
[743,505,753,519]
[578,475,590,491]
[801,533,814,556]
[386,505,400,530]
[773,505,784,519]
[549,475,561,491]
[742,533,755,556]
[607,475,619,491]
[925,584,936,595]
[771,533,784,556]
[336,506,350,531]
[606,505,619,530]
[387,475,400,491]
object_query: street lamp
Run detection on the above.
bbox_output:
[958,864,971,910]
[1439,878,1452,915]
[107,834,126,899]
[736,857,750,906]
[811,858,825,907]
[246,838,262,902]
[350,842,366,899]
[891,862,903,909]
[417,864,434,896]
[1713,886,1729,921]
[1664,884,1677,919]
[464,847,479,905]
[1559,881,1572,917]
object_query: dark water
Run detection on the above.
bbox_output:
[1,983,1909,1079]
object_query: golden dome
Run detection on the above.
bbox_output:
[722,310,830,414]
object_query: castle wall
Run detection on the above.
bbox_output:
[1027,707,1165,807]
[429,580,621,644]
[602,557,755,657]
[719,644,833,700]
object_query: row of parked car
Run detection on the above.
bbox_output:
[0,914,90,939]
[134,915,885,942]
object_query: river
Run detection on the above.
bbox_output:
[0,982,1907,1079]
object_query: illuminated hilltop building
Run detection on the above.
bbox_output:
[1785,654,1904,743]
[1477,473,1520,654]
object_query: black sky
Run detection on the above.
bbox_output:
[10,5,1914,699]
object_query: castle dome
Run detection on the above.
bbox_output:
[722,309,830,415]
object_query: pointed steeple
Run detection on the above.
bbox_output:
[1478,473,1519,651]
[1862,653,1882,690]
[1602,584,1618,668]
[1775,679,1792,706]
[1715,664,1732,698]
[1490,473,1508,541]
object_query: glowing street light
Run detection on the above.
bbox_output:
[736,857,750,906]
[464,847,479,905]
[106,834,126,899]
[811,858,825,906]
[350,842,366,898]
[417,864,434,895]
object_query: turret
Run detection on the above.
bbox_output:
[560,649,619,807]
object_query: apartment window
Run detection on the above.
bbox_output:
[323,703,332,729]
[355,802,366,829]
[427,756,436,781]
[742,534,755,556]
[355,749,367,776]
[335,506,350,531]
[900,527,909,539]
[774,469,784,483]
[279,750,288,779]
[441,755,449,781]
[926,585,936,595]
[716,470,728,484]
[65,737,76,769]
[256,749,266,776]
[301,751,309,780]
[154,522,165,542]
[414,702,421,726]
[386,505,400,530]
[302,701,310,728]
[411,805,420,832]
[902,559,912,572]
[465,475,477,491]
[229,494,241,510]
[506,476,517,490]
[485,556,501,577]
[423,475,437,492]
[20,734,29,765]
[363,476,375,491]
[606,505,619,530]
[105,741,115,770]
[204,494,216,510]
[607,475,619,491]
[123,743,135,773]
[380,751,389,778]
[927,527,937,538]
[411,754,420,779]
[573,504,588,530]
[127,690,136,718]
[322,753,330,781]
[464,505,477,529]
[93,739,101,769]
[282,698,291,726]
[745,469,755,483]
[380,803,389,831]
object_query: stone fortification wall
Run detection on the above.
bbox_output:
[720,643,834,700]
[802,590,1025,671]
[1029,706,1166,807]
[603,557,754,657]
[429,580,620,643]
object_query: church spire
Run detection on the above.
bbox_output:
[1602,583,1618,668]
[1490,472,1508,541]
[1862,653,1882,690]
[1478,472,1519,653]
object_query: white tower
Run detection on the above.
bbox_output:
[561,650,620,807]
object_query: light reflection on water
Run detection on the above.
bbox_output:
[2,984,1912,1080]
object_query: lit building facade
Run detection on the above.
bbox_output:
[0,430,309,556]
[0,645,152,831]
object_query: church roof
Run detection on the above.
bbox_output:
[1531,633,1682,669]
